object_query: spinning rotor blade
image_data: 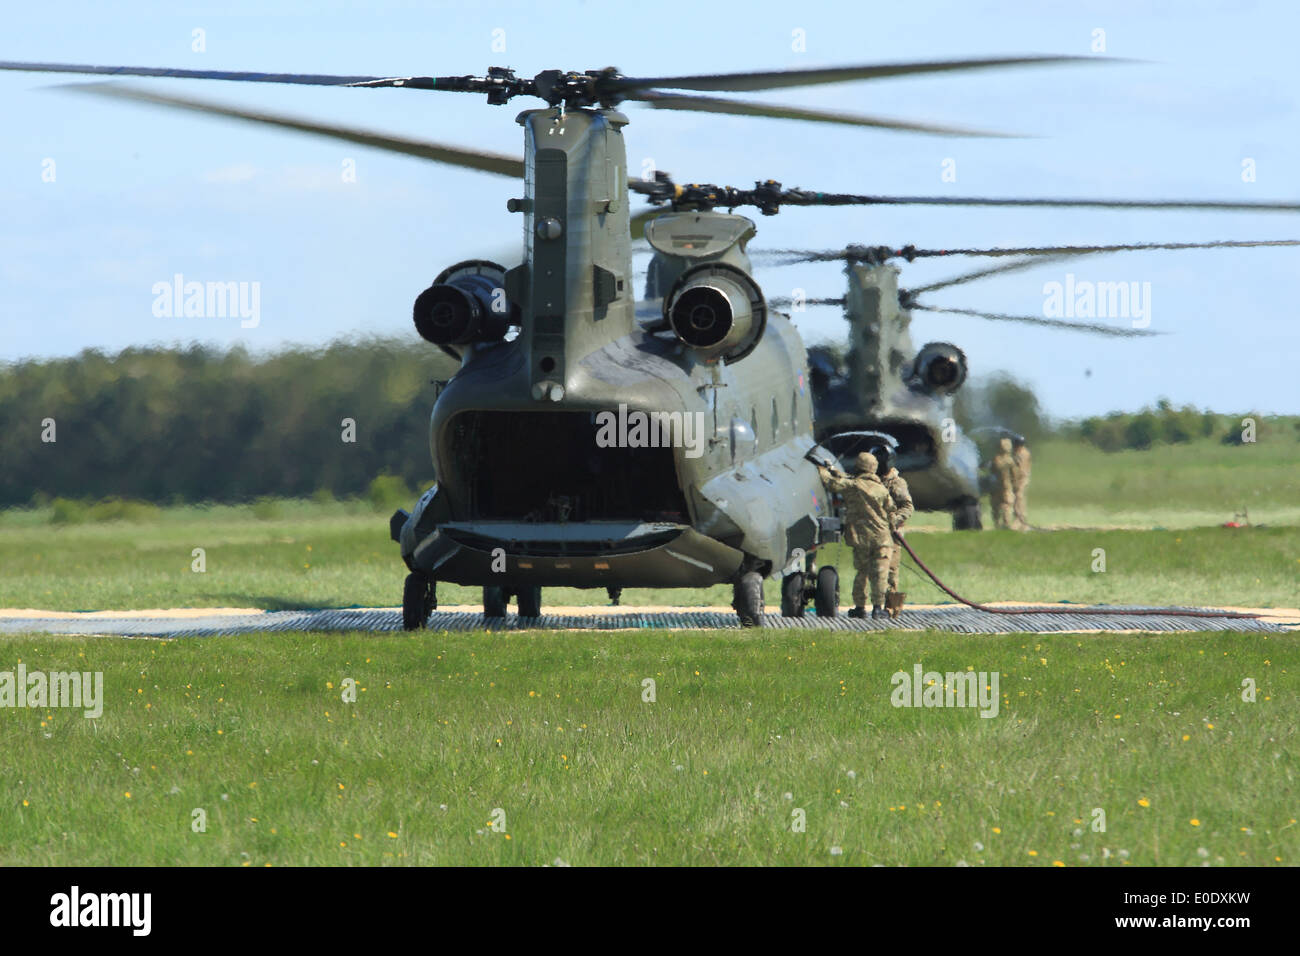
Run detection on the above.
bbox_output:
[0,60,399,87]
[615,55,1107,94]
[908,256,1074,296]
[767,296,847,309]
[912,304,1161,338]
[635,91,1020,137]
[770,237,1300,264]
[62,84,525,178]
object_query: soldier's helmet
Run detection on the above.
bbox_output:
[854,451,878,474]
[998,437,1013,454]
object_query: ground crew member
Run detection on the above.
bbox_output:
[1012,437,1032,530]
[877,448,913,614]
[990,437,1017,530]
[818,451,895,620]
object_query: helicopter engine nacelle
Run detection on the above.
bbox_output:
[413,259,517,346]
[665,262,767,363]
[912,342,968,395]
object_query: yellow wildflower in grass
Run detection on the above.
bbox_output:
[1190,819,1200,827]
[1052,861,1065,867]
[992,827,1001,834]
[1027,850,1038,857]
[387,831,398,839]
[1138,798,1150,808]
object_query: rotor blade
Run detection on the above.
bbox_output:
[843,195,1300,213]
[0,59,401,87]
[909,256,1073,296]
[615,55,1108,94]
[764,236,1300,265]
[62,84,524,178]
[912,303,1161,338]
[767,296,847,309]
[633,91,1021,137]
[909,238,1300,257]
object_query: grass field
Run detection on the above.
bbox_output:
[1,437,1298,612]
[0,628,1294,866]
[1,436,1295,866]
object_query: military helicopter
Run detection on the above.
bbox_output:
[4,55,1297,625]
[753,237,1297,529]
[624,172,1299,531]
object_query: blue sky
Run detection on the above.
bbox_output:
[1,0,1297,419]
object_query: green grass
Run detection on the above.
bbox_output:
[901,436,1300,531]
[0,628,1294,866]
[1,510,1296,612]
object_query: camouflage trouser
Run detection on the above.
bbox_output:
[851,541,891,608]
[1013,483,1029,528]
[993,490,1015,529]
[887,537,902,591]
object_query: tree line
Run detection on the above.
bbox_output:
[1,339,457,508]
[1,341,1284,509]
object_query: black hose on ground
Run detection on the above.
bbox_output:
[892,532,1260,620]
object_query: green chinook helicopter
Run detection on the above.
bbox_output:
[4,55,1296,625]
[626,174,1299,533]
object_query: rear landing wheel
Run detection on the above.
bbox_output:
[952,498,983,531]
[483,585,507,619]
[402,572,435,630]
[517,586,542,619]
[814,565,839,618]
[733,571,765,628]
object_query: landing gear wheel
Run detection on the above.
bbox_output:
[483,585,508,619]
[952,498,983,531]
[402,573,434,630]
[606,587,623,606]
[517,585,542,619]
[814,565,839,618]
[733,571,765,628]
[780,572,805,617]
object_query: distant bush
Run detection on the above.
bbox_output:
[250,497,282,521]
[49,497,160,524]
[366,474,412,513]
[49,498,88,524]
[1077,399,1234,453]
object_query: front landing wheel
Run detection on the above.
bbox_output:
[517,586,542,619]
[483,586,508,619]
[814,565,839,618]
[733,571,765,628]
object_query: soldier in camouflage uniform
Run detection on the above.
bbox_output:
[878,450,914,609]
[990,437,1017,530]
[818,451,895,620]
[1012,437,1032,530]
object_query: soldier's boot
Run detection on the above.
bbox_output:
[847,606,867,619]
[871,605,886,620]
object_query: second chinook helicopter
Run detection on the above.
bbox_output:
[627,174,1298,532]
